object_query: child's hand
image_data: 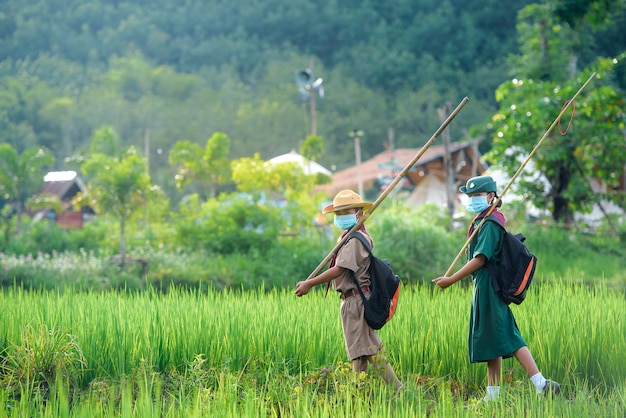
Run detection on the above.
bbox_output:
[295,281,312,297]
[432,276,454,289]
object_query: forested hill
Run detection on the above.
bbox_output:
[0,0,624,173]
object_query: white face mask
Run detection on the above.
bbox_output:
[466,195,489,213]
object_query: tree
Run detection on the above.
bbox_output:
[487,1,626,223]
[300,135,331,185]
[90,125,121,156]
[80,146,158,264]
[168,132,232,199]
[231,153,319,230]
[0,143,55,234]
[301,135,323,161]
[231,153,317,202]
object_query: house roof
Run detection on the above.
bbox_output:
[315,141,486,197]
[269,149,332,176]
[40,171,87,201]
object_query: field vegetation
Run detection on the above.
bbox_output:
[0,203,624,416]
[0,281,624,416]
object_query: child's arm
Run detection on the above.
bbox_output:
[295,265,344,297]
[431,255,486,289]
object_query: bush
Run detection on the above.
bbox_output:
[132,235,323,291]
[368,203,462,283]
[173,194,282,254]
[0,219,109,256]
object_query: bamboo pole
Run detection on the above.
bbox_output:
[443,72,597,276]
[306,96,470,280]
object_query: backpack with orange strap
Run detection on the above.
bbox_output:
[347,232,401,329]
[484,215,537,305]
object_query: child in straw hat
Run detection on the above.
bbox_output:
[432,175,560,402]
[295,189,403,391]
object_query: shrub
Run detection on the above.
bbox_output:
[173,193,282,254]
[0,219,109,256]
[0,323,86,400]
[368,203,461,283]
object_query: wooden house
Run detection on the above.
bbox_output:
[34,171,94,228]
[315,141,487,208]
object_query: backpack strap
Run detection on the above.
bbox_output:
[482,214,505,294]
[347,231,372,254]
[483,214,504,229]
[346,232,372,305]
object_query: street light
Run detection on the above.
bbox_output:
[348,129,364,197]
[295,68,324,136]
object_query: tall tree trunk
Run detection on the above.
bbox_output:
[552,162,574,224]
[16,200,22,234]
[119,216,126,268]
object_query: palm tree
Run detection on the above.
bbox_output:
[0,144,55,234]
[80,146,157,264]
[169,132,232,199]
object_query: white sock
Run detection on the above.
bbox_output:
[486,386,500,400]
[530,372,546,393]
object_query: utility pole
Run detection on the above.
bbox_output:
[349,129,364,197]
[437,103,455,225]
[295,61,324,137]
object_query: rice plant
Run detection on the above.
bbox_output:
[0,280,623,416]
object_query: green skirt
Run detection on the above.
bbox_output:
[468,267,527,363]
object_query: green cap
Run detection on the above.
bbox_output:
[459,175,497,194]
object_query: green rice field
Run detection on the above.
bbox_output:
[0,280,624,417]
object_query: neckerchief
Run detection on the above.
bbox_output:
[466,208,506,256]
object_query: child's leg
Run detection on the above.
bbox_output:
[487,357,502,386]
[370,350,403,390]
[352,356,370,373]
[484,357,502,401]
[378,361,403,390]
[513,346,560,394]
[513,346,539,376]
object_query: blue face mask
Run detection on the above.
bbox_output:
[334,214,357,230]
[466,195,490,213]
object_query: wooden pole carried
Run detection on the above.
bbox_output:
[443,72,597,276]
[306,96,470,280]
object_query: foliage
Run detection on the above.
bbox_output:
[552,0,626,29]
[172,192,282,255]
[231,153,321,231]
[488,67,625,223]
[488,3,626,223]
[0,219,105,256]
[0,1,623,217]
[169,132,232,199]
[525,221,626,285]
[8,0,624,181]
[0,284,624,415]
[0,323,86,401]
[367,202,462,283]
[89,125,121,156]
[301,135,324,162]
[0,203,624,292]
[79,144,161,260]
[0,143,55,234]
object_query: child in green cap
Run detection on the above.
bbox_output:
[432,175,560,401]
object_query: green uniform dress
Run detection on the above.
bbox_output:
[468,218,527,363]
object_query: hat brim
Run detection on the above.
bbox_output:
[322,202,373,214]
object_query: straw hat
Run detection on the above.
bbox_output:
[322,189,373,214]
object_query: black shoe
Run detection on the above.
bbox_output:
[543,380,560,396]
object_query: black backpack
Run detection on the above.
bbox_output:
[483,215,537,305]
[347,232,401,330]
